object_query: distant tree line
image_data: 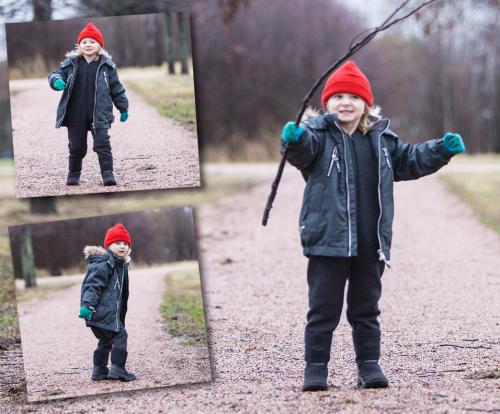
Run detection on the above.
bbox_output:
[8,207,198,278]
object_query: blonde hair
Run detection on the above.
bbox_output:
[65,44,112,60]
[325,97,382,135]
[358,104,382,135]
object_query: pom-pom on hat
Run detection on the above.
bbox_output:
[321,60,373,108]
[104,223,131,248]
[77,23,104,47]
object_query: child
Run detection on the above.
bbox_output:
[79,223,136,381]
[281,61,465,391]
[48,23,129,187]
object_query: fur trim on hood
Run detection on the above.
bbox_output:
[65,48,112,59]
[83,245,131,263]
[300,106,321,123]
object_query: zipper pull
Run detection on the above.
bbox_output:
[378,249,392,268]
[382,147,392,169]
[327,146,340,177]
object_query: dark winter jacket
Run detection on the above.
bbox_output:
[80,246,130,332]
[284,112,454,262]
[48,52,128,129]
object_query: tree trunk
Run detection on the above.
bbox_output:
[177,11,189,74]
[165,12,176,74]
[32,0,52,21]
[30,197,57,214]
[21,227,36,288]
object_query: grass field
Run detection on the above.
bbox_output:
[439,154,500,234]
[160,263,206,345]
[122,65,196,132]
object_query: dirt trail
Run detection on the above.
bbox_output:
[16,262,210,402]
[10,78,200,198]
[1,165,500,412]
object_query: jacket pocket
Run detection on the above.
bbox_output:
[299,181,325,246]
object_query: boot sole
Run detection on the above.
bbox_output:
[107,374,136,381]
[302,382,328,392]
[91,375,109,381]
[357,376,389,389]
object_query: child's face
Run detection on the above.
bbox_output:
[108,241,130,257]
[326,93,366,127]
[79,37,100,58]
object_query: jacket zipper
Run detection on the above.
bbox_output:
[327,145,341,177]
[333,119,352,257]
[56,62,77,128]
[377,120,391,268]
[115,266,125,331]
[103,71,109,89]
[92,59,106,131]
[382,147,392,169]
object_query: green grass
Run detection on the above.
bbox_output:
[160,263,206,345]
[124,69,196,131]
[0,246,20,349]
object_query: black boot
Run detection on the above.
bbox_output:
[91,348,110,381]
[352,330,389,389]
[101,171,117,186]
[302,362,328,391]
[66,158,82,186]
[302,330,332,392]
[108,349,136,381]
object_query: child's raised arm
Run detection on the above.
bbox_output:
[390,132,464,181]
[281,121,324,171]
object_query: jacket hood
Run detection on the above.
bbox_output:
[62,51,116,69]
[83,245,131,263]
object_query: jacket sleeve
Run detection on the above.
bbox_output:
[48,63,70,91]
[81,263,111,309]
[282,125,323,171]
[119,271,129,325]
[109,68,129,113]
[390,136,454,182]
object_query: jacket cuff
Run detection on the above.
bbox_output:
[436,139,454,161]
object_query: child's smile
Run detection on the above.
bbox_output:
[79,37,100,59]
[326,93,366,134]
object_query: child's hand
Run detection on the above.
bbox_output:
[78,306,92,320]
[120,112,128,122]
[54,79,66,91]
[281,121,304,143]
[442,132,465,154]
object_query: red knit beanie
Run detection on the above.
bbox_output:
[77,23,104,47]
[104,223,131,248]
[321,60,373,109]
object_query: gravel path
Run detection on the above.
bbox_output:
[1,165,499,412]
[10,78,200,198]
[16,262,210,402]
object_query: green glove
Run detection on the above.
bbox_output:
[281,121,304,143]
[120,112,128,122]
[54,79,66,91]
[442,132,465,154]
[78,306,92,320]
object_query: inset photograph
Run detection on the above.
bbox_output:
[8,207,211,402]
[6,13,200,197]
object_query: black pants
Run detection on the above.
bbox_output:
[91,325,128,352]
[67,125,113,172]
[304,252,385,362]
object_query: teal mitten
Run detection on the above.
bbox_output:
[120,112,128,122]
[281,121,304,143]
[442,132,465,154]
[54,79,66,91]
[78,306,92,320]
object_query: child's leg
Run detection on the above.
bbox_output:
[91,128,116,186]
[89,327,113,381]
[66,126,88,184]
[305,256,350,363]
[108,325,136,381]
[346,253,388,388]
